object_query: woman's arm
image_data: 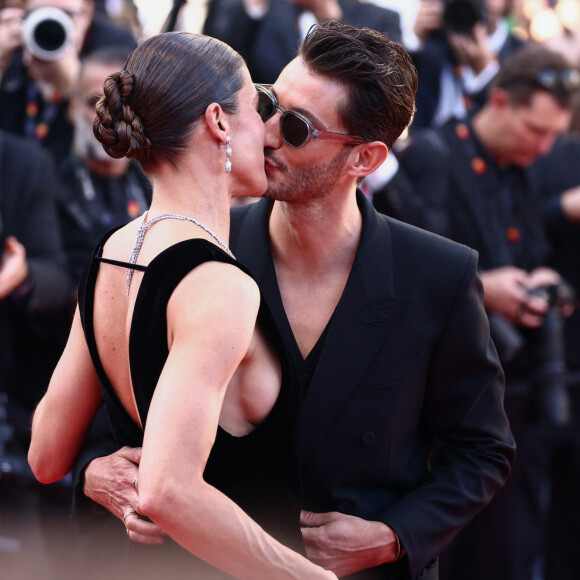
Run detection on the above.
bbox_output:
[28,307,103,483]
[136,262,335,579]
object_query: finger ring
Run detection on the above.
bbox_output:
[123,509,137,523]
[133,475,139,489]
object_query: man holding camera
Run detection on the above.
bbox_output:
[397,43,578,580]
[408,0,525,130]
[0,0,136,163]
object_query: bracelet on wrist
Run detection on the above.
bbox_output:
[393,532,405,561]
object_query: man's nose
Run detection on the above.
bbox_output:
[264,114,282,149]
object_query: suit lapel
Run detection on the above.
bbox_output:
[232,197,411,462]
[297,194,410,462]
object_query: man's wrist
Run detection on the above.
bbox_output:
[376,522,405,564]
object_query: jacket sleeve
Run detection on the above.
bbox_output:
[71,404,120,531]
[381,251,515,579]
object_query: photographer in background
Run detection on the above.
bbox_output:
[0,0,136,163]
[396,44,579,580]
[410,0,526,130]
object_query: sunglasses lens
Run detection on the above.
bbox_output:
[537,70,557,89]
[563,69,580,91]
[536,69,580,94]
[257,90,275,123]
[281,112,310,148]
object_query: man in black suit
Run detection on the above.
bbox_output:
[75,21,514,580]
[203,0,402,84]
[396,44,578,580]
[410,0,526,130]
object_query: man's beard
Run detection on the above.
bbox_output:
[264,146,352,203]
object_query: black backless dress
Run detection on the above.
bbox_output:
[77,227,303,579]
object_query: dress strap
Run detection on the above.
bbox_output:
[96,256,147,271]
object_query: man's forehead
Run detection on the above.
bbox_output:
[273,58,346,107]
[80,63,119,92]
[513,91,572,132]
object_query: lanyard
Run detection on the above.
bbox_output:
[24,83,61,142]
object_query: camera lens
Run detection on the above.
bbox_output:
[33,17,67,53]
[22,7,75,61]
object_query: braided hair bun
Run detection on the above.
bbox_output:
[93,70,151,160]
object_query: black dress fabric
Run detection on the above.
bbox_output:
[77,228,304,578]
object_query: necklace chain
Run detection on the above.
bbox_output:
[126,211,235,295]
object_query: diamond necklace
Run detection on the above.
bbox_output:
[126,211,235,295]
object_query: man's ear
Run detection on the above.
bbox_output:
[204,103,229,144]
[488,87,510,110]
[346,141,389,179]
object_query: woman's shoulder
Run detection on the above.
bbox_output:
[142,239,260,313]
[169,244,259,301]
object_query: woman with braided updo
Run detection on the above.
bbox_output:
[28,31,336,580]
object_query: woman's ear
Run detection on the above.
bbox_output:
[205,103,230,144]
[347,141,389,179]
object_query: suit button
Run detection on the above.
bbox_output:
[362,431,376,447]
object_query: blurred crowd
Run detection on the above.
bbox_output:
[1,1,580,579]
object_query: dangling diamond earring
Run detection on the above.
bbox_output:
[218,136,232,173]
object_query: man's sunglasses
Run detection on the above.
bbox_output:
[255,84,366,149]
[535,69,580,94]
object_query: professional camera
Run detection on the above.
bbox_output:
[489,282,576,425]
[443,0,487,35]
[22,6,75,61]
[528,283,575,426]
[527,282,576,312]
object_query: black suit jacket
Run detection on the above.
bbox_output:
[230,193,514,579]
[204,0,402,84]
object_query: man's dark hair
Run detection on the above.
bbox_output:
[299,20,418,149]
[491,43,579,109]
